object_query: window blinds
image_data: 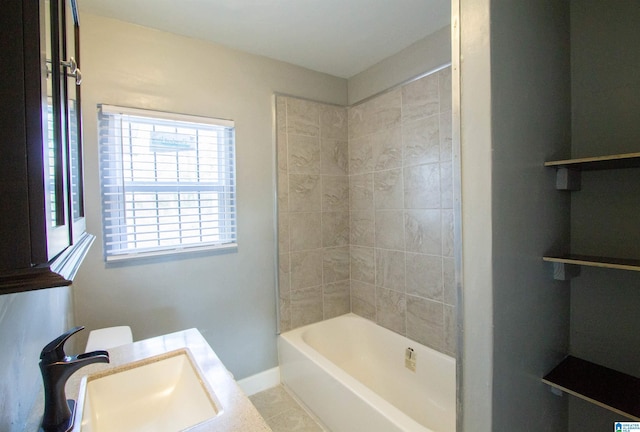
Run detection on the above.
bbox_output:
[98,104,237,261]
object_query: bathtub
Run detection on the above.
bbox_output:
[278,313,456,432]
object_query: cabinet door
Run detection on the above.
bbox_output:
[63,0,86,243]
[44,0,72,259]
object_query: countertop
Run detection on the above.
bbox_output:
[61,328,272,432]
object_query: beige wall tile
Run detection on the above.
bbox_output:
[439,111,453,162]
[348,103,367,140]
[288,134,320,174]
[366,88,402,136]
[406,295,444,351]
[442,209,454,257]
[320,105,347,141]
[290,250,323,290]
[279,254,291,332]
[349,173,374,211]
[404,209,441,254]
[374,168,404,210]
[322,175,349,212]
[375,210,405,250]
[324,280,350,319]
[277,171,289,214]
[443,257,456,306]
[321,211,350,247]
[286,98,320,137]
[444,304,456,356]
[279,289,291,333]
[404,163,441,209]
[348,135,374,174]
[289,212,322,251]
[323,246,350,283]
[278,211,290,254]
[440,161,453,209]
[375,249,406,292]
[349,88,402,139]
[350,210,375,247]
[402,73,439,122]
[405,253,443,301]
[350,246,375,284]
[288,174,321,212]
[438,68,452,113]
[321,139,349,175]
[402,115,440,167]
[372,127,402,171]
[376,287,406,334]
[276,97,287,130]
[351,280,376,320]
[279,253,291,294]
[291,285,323,328]
[277,134,288,174]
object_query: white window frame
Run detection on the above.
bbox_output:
[98,104,237,262]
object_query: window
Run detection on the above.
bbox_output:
[98,105,237,261]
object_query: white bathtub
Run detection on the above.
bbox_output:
[278,313,456,432]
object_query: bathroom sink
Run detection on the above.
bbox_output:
[76,348,219,432]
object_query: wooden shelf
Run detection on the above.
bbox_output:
[545,153,640,190]
[545,152,640,171]
[543,254,640,274]
[543,356,640,420]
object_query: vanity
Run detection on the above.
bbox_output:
[64,329,271,432]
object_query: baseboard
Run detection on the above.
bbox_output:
[237,366,280,396]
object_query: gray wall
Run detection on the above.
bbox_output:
[568,0,640,430]
[490,1,571,430]
[72,13,347,381]
[0,287,75,431]
[460,0,572,429]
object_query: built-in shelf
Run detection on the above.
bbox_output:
[544,254,640,274]
[543,356,640,421]
[545,152,640,191]
[545,152,640,170]
[543,255,640,280]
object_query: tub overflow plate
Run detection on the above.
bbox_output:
[405,347,416,372]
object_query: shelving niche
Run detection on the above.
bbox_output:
[543,356,640,421]
[544,152,640,281]
[543,152,640,420]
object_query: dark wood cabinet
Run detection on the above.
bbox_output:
[0,0,93,294]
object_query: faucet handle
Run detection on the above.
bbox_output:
[40,326,85,363]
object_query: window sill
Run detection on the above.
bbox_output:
[104,243,238,266]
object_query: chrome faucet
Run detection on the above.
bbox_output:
[39,326,110,432]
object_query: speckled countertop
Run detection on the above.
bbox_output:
[61,328,271,432]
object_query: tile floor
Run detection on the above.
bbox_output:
[249,385,327,432]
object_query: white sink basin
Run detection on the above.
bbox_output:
[76,349,219,432]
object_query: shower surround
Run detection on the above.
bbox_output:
[277,66,455,356]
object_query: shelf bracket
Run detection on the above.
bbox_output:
[552,262,581,281]
[550,386,563,397]
[555,168,581,191]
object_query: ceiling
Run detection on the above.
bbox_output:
[78,0,450,79]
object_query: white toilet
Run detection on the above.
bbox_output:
[85,326,133,352]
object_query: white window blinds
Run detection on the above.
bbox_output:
[98,105,237,261]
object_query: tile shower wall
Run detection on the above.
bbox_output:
[277,97,351,331]
[277,66,455,356]
[348,67,455,356]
